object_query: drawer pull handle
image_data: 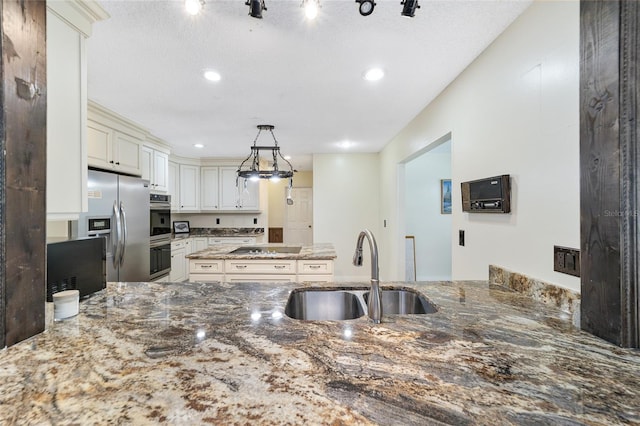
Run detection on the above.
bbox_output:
[200,265,212,269]
[235,265,247,269]
[309,265,321,269]
[274,265,286,269]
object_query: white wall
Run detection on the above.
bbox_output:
[404,141,452,281]
[378,0,580,291]
[313,154,380,281]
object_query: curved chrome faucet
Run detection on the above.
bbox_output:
[353,229,382,323]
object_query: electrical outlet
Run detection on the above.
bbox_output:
[253,218,258,225]
[554,246,580,277]
[459,230,465,246]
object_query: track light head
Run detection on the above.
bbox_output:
[400,0,420,17]
[246,0,266,19]
[356,0,376,16]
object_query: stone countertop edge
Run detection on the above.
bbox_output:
[1,280,639,425]
[186,242,337,260]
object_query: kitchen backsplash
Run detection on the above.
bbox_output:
[189,227,264,236]
[489,264,581,327]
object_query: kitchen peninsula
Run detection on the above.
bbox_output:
[187,243,337,283]
[1,280,638,424]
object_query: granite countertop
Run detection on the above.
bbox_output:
[1,280,639,425]
[186,242,337,260]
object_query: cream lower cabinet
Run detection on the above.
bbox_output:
[208,237,256,246]
[169,240,187,282]
[224,259,297,283]
[193,237,208,252]
[188,258,333,283]
[189,259,224,282]
[297,260,335,283]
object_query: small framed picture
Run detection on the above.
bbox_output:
[441,179,452,214]
[173,221,190,234]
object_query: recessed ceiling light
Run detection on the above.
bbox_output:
[337,141,355,149]
[203,70,221,82]
[284,155,292,160]
[363,68,384,82]
[194,143,204,148]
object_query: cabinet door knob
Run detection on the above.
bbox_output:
[116,162,120,165]
[109,160,114,164]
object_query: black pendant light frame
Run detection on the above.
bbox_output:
[237,125,295,181]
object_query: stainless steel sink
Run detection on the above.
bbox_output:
[284,287,437,321]
[284,289,366,320]
[364,288,438,315]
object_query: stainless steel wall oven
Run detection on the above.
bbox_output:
[150,193,171,279]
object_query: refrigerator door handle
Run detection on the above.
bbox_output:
[119,202,128,266]
[112,201,122,268]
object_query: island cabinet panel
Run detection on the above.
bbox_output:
[298,260,333,275]
[190,260,224,274]
[224,259,297,274]
[225,274,297,283]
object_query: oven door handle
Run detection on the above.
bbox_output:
[150,203,171,210]
[150,239,171,248]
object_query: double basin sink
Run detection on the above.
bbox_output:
[284,287,438,321]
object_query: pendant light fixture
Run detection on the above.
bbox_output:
[237,124,295,188]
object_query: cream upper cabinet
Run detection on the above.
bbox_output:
[154,150,169,191]
[113,132,142,175]
[87,102,144,177]
[46,1,108,219]
[142,144,169,192]
[219,167,259,211]
[168,160,261,213]
[168,161,180,211]
[87,120,113,170]
[179,164,200,211]
[200,166,220,210]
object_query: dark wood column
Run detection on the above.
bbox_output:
[1,0,47,347]
[580,0,639,348]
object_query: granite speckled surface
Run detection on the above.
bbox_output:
[489,264,581,327]
[1,280,639,425]
[187,243,337,260]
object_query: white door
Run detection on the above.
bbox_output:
[285,188,313,245]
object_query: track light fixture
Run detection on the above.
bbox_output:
[302,0,320,20]
[356,0,376,16]
[401,0,420,17]
[246,0,266,18]
[185,0,204,15]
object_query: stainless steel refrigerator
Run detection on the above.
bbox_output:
[72,170,150,282]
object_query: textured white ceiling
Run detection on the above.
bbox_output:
[87,0,532,170]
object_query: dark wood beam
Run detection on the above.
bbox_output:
[1,0,47,347]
